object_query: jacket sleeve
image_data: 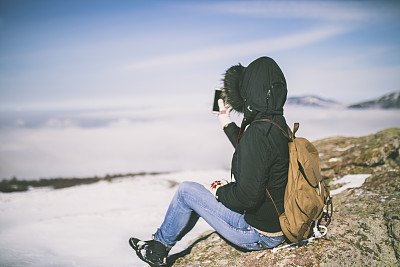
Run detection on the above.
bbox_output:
[223,122,240,147]
[216,125,270,212]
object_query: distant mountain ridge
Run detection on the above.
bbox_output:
[348,91,400,109]
[286,95,339,107]
[287,91,400,109]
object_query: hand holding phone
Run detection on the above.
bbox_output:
[212,89,232,127]
[217,99,229,114]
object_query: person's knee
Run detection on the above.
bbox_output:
[178,181,202,196]
[178,181,196,192]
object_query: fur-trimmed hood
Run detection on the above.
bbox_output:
[222,56,287,118]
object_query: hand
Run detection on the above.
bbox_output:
[217,99,232,127]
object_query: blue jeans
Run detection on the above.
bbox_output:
[153,181,285,251]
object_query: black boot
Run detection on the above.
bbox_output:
[129,237,171,266]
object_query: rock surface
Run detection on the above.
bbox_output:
[168,128,400,266]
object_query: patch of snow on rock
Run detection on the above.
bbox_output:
[334,145,355,152]
[330,174,371,195]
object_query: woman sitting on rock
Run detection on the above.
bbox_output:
[129,56,289,266]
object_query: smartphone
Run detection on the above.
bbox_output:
[212,89,224,113]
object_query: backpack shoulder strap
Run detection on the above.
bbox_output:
[253,119,296,141]
[266,187,282,216]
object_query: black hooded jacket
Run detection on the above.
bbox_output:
[216,57,289,233]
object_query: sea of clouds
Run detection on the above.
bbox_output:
[0,98,399,180]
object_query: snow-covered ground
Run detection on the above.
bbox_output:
[0,171,376,267]
[0,170,228,267]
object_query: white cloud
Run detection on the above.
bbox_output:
[197,0,380,22]
[122,25,348,71]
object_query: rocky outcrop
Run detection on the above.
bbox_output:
[169,128,400,266]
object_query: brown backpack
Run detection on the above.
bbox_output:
[256,119,333,243]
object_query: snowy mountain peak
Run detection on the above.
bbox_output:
[286,95,338,108]
[348,91,400,109]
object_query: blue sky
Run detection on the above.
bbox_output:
[1,0,400,110]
